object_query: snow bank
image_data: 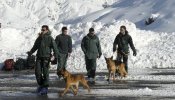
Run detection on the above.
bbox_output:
[0,0,174,71]
[5,0,175,32]
[63,20,175,72]
[0,0,118,30]
[0,20,174,71]
[65,0,175,32]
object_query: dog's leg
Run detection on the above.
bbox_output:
[73,82,79,96]
[86,84,91,93]
[108,71,111,82]
[119,68,123,79]
[108,73,110,81]
[81,79,91,93]
[110,71,113,81]
[124,71,128,77]
[60,84,70,97]
[73,85,78,96]
[70,86,77,95]
[71,82,79,95]
[113,72,116,81]
[120,73,124,79]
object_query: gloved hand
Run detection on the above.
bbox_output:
[27,51,32,56]
[98,53,102,58]
[133,51,137,56]
[68,53,71,57]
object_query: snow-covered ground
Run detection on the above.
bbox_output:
[0,0,175,72]
[1,68,175,99]
[0,1,175,99]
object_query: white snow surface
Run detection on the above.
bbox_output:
[65,0,175,33]
[1,68,175,97]
[0,0,174,71]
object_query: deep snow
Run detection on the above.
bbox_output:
[0,0,174,71]
[0,20,174,72]
[64,0,175,33]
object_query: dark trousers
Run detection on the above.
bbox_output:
[57,53,68,71]
[116,53,128,72]
[35,58,50,88]
[85,57,97,78]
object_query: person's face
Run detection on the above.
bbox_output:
[63,30,68,35]
[90,31,95,35]
[120,28,125,35]
[41,27,47,32]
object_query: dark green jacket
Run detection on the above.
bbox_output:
[30,31,59,58]
[113,32,136,54]
[55,34,72,54]
[81,34,102,59]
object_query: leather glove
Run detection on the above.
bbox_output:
[68,53,71,57]
[98,53,102,58]
[27,51,32,56]
[133,51,137,56]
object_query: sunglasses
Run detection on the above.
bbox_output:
[41,29,46,31]
[63,30,68,32]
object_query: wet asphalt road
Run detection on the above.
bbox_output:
[0,68,175,100]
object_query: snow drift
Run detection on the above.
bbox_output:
[64,0,175,32]
[0,20,174,71]
[0,0,174,71]
[0,0,117,30]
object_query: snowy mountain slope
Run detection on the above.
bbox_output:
[1,0,175,32]
[0,0,175,71]
[0,0,116,29]
[63,0,175,32]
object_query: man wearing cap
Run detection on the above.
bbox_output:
[81,28,102,83]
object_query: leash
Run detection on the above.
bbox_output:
[114,50,129,56]
[120,51,129,56]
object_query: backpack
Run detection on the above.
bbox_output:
[3,59,14,71]
[14,58,27,70]
[26,55,36,69]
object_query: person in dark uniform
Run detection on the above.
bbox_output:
[81,28,102,82]
[28,25,59,95]
[113,26,137,73]
[55,27,72,72]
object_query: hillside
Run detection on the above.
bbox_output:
[0,0,174,71]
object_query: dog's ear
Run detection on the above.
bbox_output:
[104,56,107,60]
[63,68,66,71]
[58,69,64,75]
[110,56,114,60]
[60,68,66,72]
[57,70,62,76]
